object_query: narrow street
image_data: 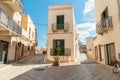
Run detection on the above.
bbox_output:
[0,53,119,80]
[0,0,120,80]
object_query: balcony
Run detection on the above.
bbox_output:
[96,16,113,35]
[0,8,22,35]
[2,0,24,12]
[50,48,71,56]
[52,23,69,32]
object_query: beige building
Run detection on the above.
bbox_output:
[18,14,37,60]
[93,0,120,66]
[86,37,94,59]
[47,4,79,62]
[0,0,37,64]
[86,37,94,51]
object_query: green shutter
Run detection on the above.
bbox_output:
[60,40,65,55]
[61,16,64,24]
[56,15,64,29]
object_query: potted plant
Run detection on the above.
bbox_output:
[52,46,61,66]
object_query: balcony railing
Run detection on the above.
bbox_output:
[50,48,71,56]
[52,23,69,31]
[96,16,113,35]
[16,0,24,11]
[0,8,22,35]
[2,0,24,12]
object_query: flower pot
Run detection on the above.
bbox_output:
[53,61,59,66]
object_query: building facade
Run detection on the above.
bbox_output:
[86,37,94,59]
[47,4,79,62]
[94,0,120,66]
[19,14,37,61]
[0,0,37,64]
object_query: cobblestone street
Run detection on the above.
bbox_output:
[0,54,120,80]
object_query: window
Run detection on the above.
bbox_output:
[18,21,21,25]
[53,39,65,55]
[56,15,64,29]
[32,32,34,38]
[29,28,31,39]
[101,7,108,20]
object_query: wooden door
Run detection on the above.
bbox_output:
[95,46,98,61]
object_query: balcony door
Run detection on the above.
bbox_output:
[101,7,108,27]
[57,15,64,29]
[53,39,65,55]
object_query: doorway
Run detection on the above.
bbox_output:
[0,40,8,64]
[106,43,116,66]
[95,46,98,61]
[99,45,102,61]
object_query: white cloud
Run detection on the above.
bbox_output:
[77,22,95,31]
[77,22,96,44]
[83,9,95,22]
[77,0,96,44]
[83,0,94,15]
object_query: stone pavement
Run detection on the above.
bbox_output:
[0,54,46,80]
[0,53,120,80]
[0,64,11,68]
[11,63,120,80]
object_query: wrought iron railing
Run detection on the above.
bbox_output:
[96,16,113,34]
[52,23,69,31]
[16,0,24,11]
[2,0,24,11]
[50,48,71,56]
[0,8,22,35]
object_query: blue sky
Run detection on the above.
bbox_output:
[23,0,96,49]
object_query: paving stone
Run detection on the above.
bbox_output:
[0,54,120,80]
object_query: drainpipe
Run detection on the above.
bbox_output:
[117,0,120,21]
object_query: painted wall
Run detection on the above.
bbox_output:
[21,14,36,45]
[0,1,37,63]
[94,0,120,64]
[47,4,77,62]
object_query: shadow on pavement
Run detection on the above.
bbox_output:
[12,54,47,66]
